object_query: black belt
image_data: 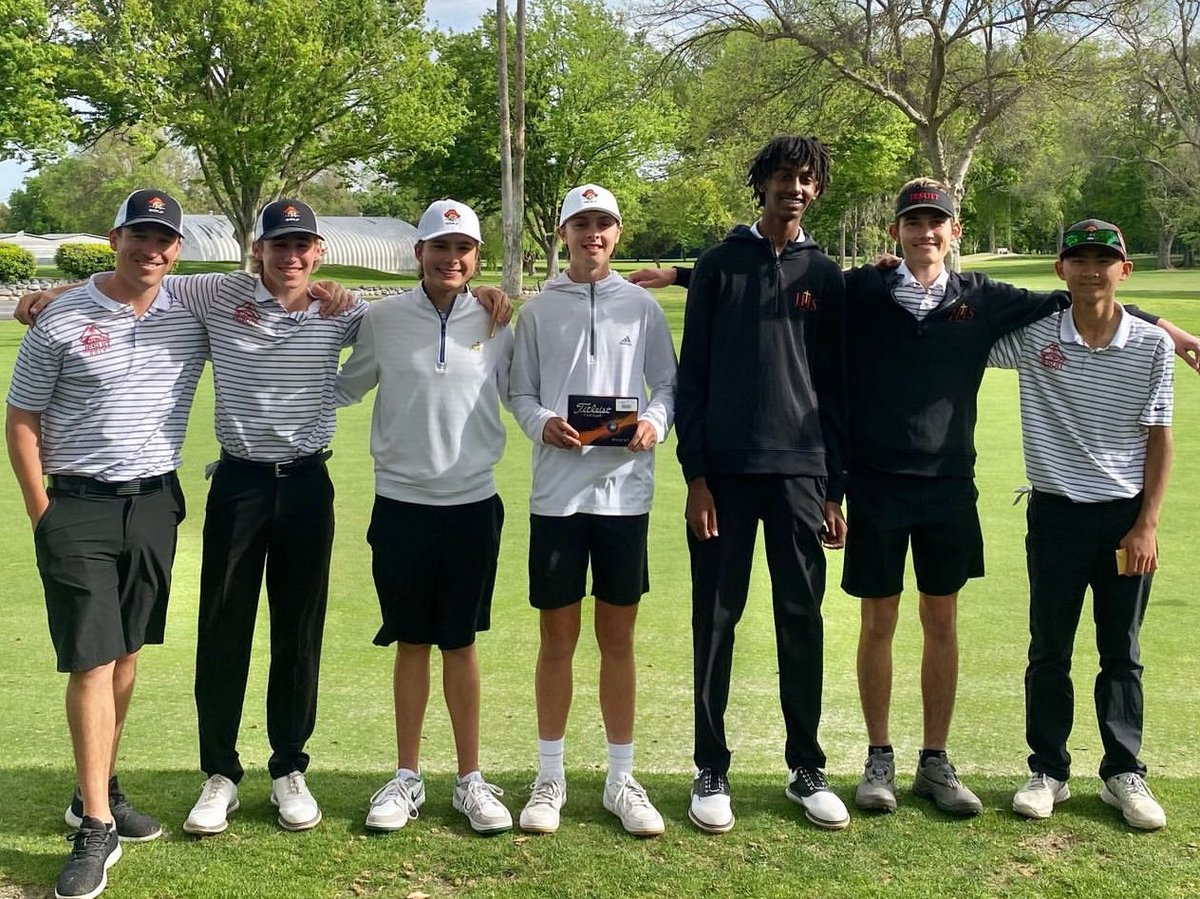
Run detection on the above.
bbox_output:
[220,449,332,478]
[48,472,175,497]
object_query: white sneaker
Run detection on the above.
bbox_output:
[270,771,322,831]
[452,776,512,835]
[1012,772,1070,820]
[603,774,665,837]
[183,775,240,836]
[365,773,425,831]
[519,778,566,834]
[1101,772,1166,830]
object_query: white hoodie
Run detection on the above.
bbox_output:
[335,285,513,505]
[510,270,677,516]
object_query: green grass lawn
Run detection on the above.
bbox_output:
[2,255,1199,897]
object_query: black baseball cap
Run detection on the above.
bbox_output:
[895,182,956,219]
[113,189,184,236]
[254,198,323,241]
[1060,219,1127,261]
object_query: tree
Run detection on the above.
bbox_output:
[497,0,527,296]
[0,0,74,160]
[66,0,457,265]
[390,0,679,275]
[8,130,211,235]
[649,0,1111,263]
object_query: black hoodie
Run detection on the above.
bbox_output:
[675,225,847,499]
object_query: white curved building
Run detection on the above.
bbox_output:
[178,215,419,274]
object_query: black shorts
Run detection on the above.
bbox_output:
[528,512,649,610]
[368,494,504,651]
[35,474,186,673]
[842,472,984,599]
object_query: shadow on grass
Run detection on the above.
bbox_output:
[2,768,1195,899]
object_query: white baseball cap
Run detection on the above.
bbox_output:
[417,199,482,243]
[558,184,622,226]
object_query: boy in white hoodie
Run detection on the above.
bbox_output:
[510,184,678,836]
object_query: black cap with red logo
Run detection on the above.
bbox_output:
[1059,219,1127,261]
[894,183,956,219]
[254,198,323,241]
[113,189,184,236]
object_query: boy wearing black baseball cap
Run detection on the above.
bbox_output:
[990,219,1172,830]
[7,189,207,899]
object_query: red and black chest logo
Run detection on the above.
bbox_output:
[80,324,111,356]
[949,303,976,321]
[233,302,262,326]
[793,290,818,312]
[1039,342,1067,371]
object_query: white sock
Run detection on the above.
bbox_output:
[457,770,483,785]
[538,737,565,782]
[607,741,634,784]
[396,767,420,781]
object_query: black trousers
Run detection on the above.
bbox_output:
[689,474,827,773]
[194,458,335,782]
[1024,490,1151,781]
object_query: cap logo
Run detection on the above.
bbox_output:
[282,205,301,222]
[147,196,166,214]
[444,208,461,223]
[907,191,940,201]
[582,189,598,201]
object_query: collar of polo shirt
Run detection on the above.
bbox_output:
[1060,303,1133,350]
[87,273,174,314]
[894,261,949,292]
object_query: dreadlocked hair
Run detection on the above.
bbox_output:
[745,135,832,207]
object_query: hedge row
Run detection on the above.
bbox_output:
[0,243,37,281]
[55,243,117,279]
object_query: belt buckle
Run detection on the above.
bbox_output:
[274,461,290,478]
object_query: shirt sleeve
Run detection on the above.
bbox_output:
[639,295,678,442]
[341,299,368,347]
[1140,329,1174,427]
[334,304,380,406]
[6,323,63,412]
[815,267,848,503]
[508,305,558,444]
[674,255,717,482]
[162,273,226,320]
[673,266,693,291]
[988,328,1024,370]
[493,325,515,413]
[981,275,1068,338]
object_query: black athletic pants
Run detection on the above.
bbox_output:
[1024,490,1151,782]
[689,474,828,774]
[194,456,335,782]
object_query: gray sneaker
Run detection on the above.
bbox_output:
[912,754,982,816]
[855,749,897,812]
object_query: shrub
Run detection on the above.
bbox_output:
[55,242,116,279]
[0,243,37,281]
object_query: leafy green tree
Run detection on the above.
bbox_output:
[388,0,679,275]
[67,0,456,265]
[0,0,74,160]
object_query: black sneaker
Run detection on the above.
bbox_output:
[785,766,850,830]
[688,768,734,833]
[56,815,121,899]
[65,777,162,842]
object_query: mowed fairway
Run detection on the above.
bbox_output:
[1,255,1197,898]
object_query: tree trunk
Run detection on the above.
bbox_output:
[1158,227,1175,270]
[512,0,526,294]
[497,1,521,297]
[544,232,560,277]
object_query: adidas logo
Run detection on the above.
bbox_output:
[619,335,632,346]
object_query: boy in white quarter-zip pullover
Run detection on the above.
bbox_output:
[336,200,515,836]
[509,184,677,837]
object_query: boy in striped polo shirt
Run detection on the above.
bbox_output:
[988,220,1173,830]
[6,190,206,899]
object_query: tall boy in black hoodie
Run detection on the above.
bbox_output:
[675,135,850,835]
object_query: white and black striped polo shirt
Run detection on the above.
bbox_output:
[890,262,949,320]
[6,276,209,480]
[988,306,1174,502]
[164,272,365,462]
